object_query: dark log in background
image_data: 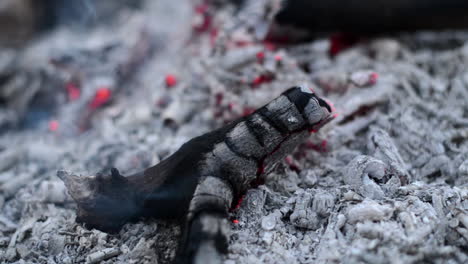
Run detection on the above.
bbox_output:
[275,0,468,33]
[0,0,467,264]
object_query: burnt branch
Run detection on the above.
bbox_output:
[58,86,334,263]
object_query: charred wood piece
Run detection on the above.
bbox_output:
[58,86,334,263]
[275,0,468,34]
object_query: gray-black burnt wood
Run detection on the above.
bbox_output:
[58,86,334,263]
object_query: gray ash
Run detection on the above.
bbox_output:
[0,0,467,264]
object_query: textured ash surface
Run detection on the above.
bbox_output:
[0,0,467,263]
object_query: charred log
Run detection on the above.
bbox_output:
[59,86,334,263]
[275,0,468,34]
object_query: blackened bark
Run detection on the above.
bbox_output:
[59,86,334,263]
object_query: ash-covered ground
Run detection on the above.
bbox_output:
[0,1,467,263]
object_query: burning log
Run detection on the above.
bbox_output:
[58,86,334,263]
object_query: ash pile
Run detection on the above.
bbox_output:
[0,0,467,263]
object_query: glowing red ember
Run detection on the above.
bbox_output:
[251,75,273,87]
[49,120,59,132]
[234,195,245,210]
[165,74,177,88]
[369,72,379,85]
[90,87,112,109]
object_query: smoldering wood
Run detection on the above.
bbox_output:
[59,87,333,262]
[1,1,468,263]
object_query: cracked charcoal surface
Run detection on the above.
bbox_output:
[0,0,467,263]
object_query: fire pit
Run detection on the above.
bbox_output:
[0,1,467,264]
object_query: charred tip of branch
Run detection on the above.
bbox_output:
[57,170,95,201]
[57,169,140,232]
